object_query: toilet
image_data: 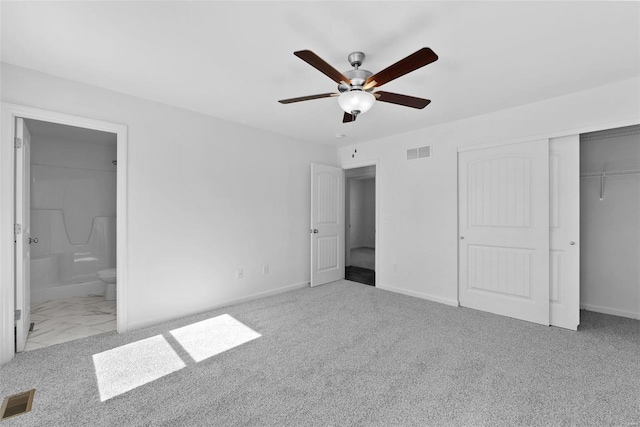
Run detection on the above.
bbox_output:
[97,268,117,301]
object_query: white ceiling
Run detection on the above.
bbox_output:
[2,2,639,147]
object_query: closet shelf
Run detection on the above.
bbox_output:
[580,169,640,178]
[580,169,639,201]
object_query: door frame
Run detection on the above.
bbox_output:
[0,103,128,364]
[342,159,379,286]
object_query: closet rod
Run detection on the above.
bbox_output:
[579,169,639,201]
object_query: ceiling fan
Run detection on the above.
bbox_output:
[278,48,438,123]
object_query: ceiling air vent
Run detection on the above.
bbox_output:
[407,145,432,161]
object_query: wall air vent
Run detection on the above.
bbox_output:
[406,148,418,160]
[407,145,432,161]
[418,145,431,158]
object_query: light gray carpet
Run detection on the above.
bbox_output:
[1,280,639,426]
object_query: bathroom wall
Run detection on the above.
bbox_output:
[29,128,117,303]
[580,126,640,319]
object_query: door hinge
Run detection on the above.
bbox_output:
[15,309,21,321]
[14,137,22,149]
[14,224,22,235]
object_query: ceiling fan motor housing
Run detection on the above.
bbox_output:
[337,51,373,92]
[338,68,373,92]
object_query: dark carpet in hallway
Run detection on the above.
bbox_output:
[345,265,375,286]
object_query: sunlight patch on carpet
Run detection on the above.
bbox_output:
[92,314,261,401]
[169,314,261,362]
[93,335,186,401]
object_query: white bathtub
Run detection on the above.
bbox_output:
[30,210,115,304]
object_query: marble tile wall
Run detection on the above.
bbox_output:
[25,295,116,351]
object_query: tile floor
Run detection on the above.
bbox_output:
[25,295,116,351]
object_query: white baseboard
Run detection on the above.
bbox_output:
[127,281,310,331]
[377,283,459,307]
[581,303,640,320]
[31,281,106,305]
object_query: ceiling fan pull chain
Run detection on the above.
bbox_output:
[352,117,358,158]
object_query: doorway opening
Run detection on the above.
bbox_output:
[20,119,118,351]
[579,124,640,320]
[1,103,128,364]
[345,165,376,286]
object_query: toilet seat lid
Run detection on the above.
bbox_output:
[97,268,116,278]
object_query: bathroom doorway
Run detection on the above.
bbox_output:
[21,119,118,351]
[1,103,128,362]
[344,165,376,286]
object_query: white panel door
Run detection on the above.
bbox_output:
[549,135,580,330]
[459,139,550,325]
[15,118,32,352]
[310,163,344,287]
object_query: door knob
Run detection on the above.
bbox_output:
[460,236,465,240]
[29,237,38,244]
[570,241,575,245]
[310,229,318,234]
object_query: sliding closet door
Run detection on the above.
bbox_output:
[549,135,580,330]
[458,139,550,325]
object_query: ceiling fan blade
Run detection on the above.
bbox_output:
[278,93,338,104]
[364,47,438,89]
[374,91,431,109]
[343,112,357,123]
[294,50,352,85]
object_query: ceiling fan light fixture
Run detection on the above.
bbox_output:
[338,90,375,115]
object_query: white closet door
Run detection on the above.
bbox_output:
[310,164,344,287]
[549,135,580,330]
[459,139,550,325]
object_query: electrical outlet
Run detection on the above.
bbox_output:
[263,265,269,274]
[236,269,243,279]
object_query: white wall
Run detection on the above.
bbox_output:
[1,63,337,329]
[362,179,375,248]
[349,178,375,249]
[338,78,640,306]
[580,127,640,318]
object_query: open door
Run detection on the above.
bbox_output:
[549,135,580,330]
[15,118,32,352]
[458,139,550,325]
[310,163,344,287]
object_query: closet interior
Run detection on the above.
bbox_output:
[580,124,640,319]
